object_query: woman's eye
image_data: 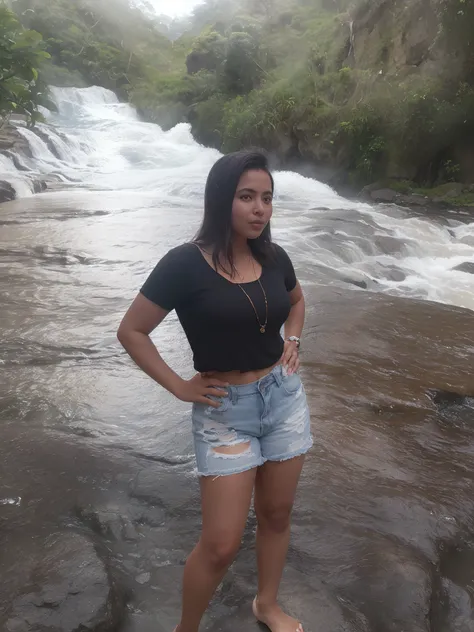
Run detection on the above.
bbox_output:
[241,195,252,201]
[264,197,273,204]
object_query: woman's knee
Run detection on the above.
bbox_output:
[199,535,241,571]
[257,502,293,533]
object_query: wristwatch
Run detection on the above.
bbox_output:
[286,336,301,349]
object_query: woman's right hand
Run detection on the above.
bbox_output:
[175,374,229,408]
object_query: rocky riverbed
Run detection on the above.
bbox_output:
[1,279,473,632]
[1,87,474,631]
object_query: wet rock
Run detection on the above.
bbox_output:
[121,613,166,632]
[220,565,369,632]
[371,263,406,282]
[32,179,47,194]
[343,276,369,289]
[35,128,64,160]
[135,571,151,585]
[4,532,124,632]
[402,193,429,206]
[0,180,16,203]
[453,262,474,274]
[356,546,432,632]
[429,389,473,408]
[435,578,474,631]
[428,389,474,426]
[436,541,474,629]
[340,273,379,290]
[76,504,139,541]
[359,182,473,211]
[373,234,405,255]
[273,571,369,632]
[0,123,32,158]
[5,150,30,171]
[130,467,169,506]
[368,188,429,207]
[369,188,398,203]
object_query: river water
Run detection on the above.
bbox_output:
[1,87,474,631]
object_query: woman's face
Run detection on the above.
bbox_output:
[231,169,273,240]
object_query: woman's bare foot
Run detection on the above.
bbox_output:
[252,597,303,632]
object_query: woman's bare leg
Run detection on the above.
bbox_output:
[253,456,305,631]
[177,465,256,632]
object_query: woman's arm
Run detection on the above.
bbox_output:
[285,281,305,339]
[117,294,227,406]
[117,294,184,396]
[281,281,305,375]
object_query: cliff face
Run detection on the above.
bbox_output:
[350,0,463,79]
[351,0,439,74]
[290,0,474,187]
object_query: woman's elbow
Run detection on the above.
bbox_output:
[117,322,133,348]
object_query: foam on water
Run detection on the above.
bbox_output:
[2,85,474,311]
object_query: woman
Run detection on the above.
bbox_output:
[117,150,313,632]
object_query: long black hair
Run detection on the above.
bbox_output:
[194,150,275,275]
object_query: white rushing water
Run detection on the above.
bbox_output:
[3,85,474,311]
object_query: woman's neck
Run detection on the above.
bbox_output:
[230,235,250,259]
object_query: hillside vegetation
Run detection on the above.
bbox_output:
[2,0,474,190]
[0,5,50,127]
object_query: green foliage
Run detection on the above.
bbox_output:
[191,94,227,146]
[221,31,267,94]
[0,6,50,126]
[186,27,269,95]
[11,0,175,95]
[187,29,226,73]
[337,104,387,183]
[4,0,474,188]
[446,193,474,207]
[221,87,297,151]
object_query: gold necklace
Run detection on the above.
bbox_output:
[236,258,268,334]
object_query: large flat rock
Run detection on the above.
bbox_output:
[2,532,123,632]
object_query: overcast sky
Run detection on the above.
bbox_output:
[145,0,204,17]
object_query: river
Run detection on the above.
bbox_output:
[0,87,473,631]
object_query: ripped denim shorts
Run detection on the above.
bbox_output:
[191,365,313,477]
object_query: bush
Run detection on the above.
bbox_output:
[0,7,50,126]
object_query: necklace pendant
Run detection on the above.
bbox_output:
[260,326,266,334]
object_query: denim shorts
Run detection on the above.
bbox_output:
[191,365,313,477]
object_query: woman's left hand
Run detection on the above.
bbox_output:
[281,339,299,375]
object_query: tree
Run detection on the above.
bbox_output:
[243,0,275,21]
[0,7,50,127]
[221,32,266,95]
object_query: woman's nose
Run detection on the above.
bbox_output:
[254,199,265,213]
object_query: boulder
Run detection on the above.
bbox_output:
[401,193,429,206]
[0,180,16,203]
[32,179,47,194]
[369,188,398,203]
[0,124,32,158]
[453,262,474,274]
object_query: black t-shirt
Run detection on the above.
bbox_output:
[140,242,297,373]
